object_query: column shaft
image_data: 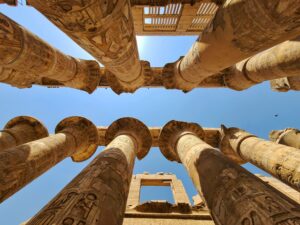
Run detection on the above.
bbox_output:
[26,134,136,225]
[177,134,300,225]
[28,0,146,92]
[0,13,100,93]
[223,37,300,90]
[221,128,300,191]
[0,133,76,202]
[271,75,300,92]
[163,0,300,91]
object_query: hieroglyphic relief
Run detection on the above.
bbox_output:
[196,150,300,225]
[0,13,101,93]
[28,0,145,92]
[27,148,133,225]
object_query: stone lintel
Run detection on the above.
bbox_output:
[55,116,99,162]
[159,120,205,162]
[105,117,152,159]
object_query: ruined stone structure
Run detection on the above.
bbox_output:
[1,0,300,93]
[1,0,300,224]
[0,116,298,224]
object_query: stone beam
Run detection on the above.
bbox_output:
[0,14,101,93]
[270,128,300,149]
[220,126,300,191]
[0,116,48,152]
[221,37,300,90]
[0,116,98,203]
[97,126,221,148]
[162,0,300,91]
[36,68,225,92]
[26,118,152,225]
[28,0,147,93]
[159,120,300,224]
[270,76,300,92]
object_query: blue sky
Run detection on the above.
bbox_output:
[1,4,300,225]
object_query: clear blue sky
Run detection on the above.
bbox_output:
[1,4,300,225]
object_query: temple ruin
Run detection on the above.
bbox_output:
[1,0,300,224]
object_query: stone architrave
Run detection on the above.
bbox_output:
[220,126,300,191]
[270,128,300,149]
[0,13,101,93]
[162,0,300,91]
[0,116,99,203]
[159,120,300,225]
[27,0,148,93]
[0,116,48,152]
[26,117,152,225]
[222,37,300,90]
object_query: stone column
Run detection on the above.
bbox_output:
[0,116,48,152]
[270,128,300,149]
[28,0,148,93]
[26,117,152,225]
[159,120,300,225]
[0,116,99,203]
[270,76,300,92]
[220,126,300,191]
[0,13,101,93]
[222,37,300,90]
[162,0,300,91]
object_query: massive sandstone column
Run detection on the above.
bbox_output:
[0,116,48,152]
[26,117,152,225]
[159,120,300,225]
[0,13,101,93]
[270,128,300,149]
[0,116,99,203]
[220,126,300,191]
[163,0,300,91]
[221,37,300,90]
[28,0,148,93]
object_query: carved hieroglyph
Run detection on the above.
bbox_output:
[26,118,152,225]
[0,116,98,203]
[222,37,300,90]
[270,128,300,149]
[0,13,101,93]
[163,0,300,91]
[270,76,300,92]
[0,116,48,152]
[28,0,147,93]
[159,120,300,225]
[220,126,300,191]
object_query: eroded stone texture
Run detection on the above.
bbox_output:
[0,13,101,93]
[28,0,146,93]
[159,120,300,225]
[270,76,300,92]
[222,37,300,90]
[163,0,300,91]
[270,128,300,149]
[220,126,300,191]
[0,116,98,203]
[0,116,48,152]
[26,117,152,225]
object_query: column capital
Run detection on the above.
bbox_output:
[269,128,299,143]
[105,117,152,159]
[162,57,199,92]
[55,116,99,162]
[4,116,48,141]
[159,120,204,163]
[219,125,255,164]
